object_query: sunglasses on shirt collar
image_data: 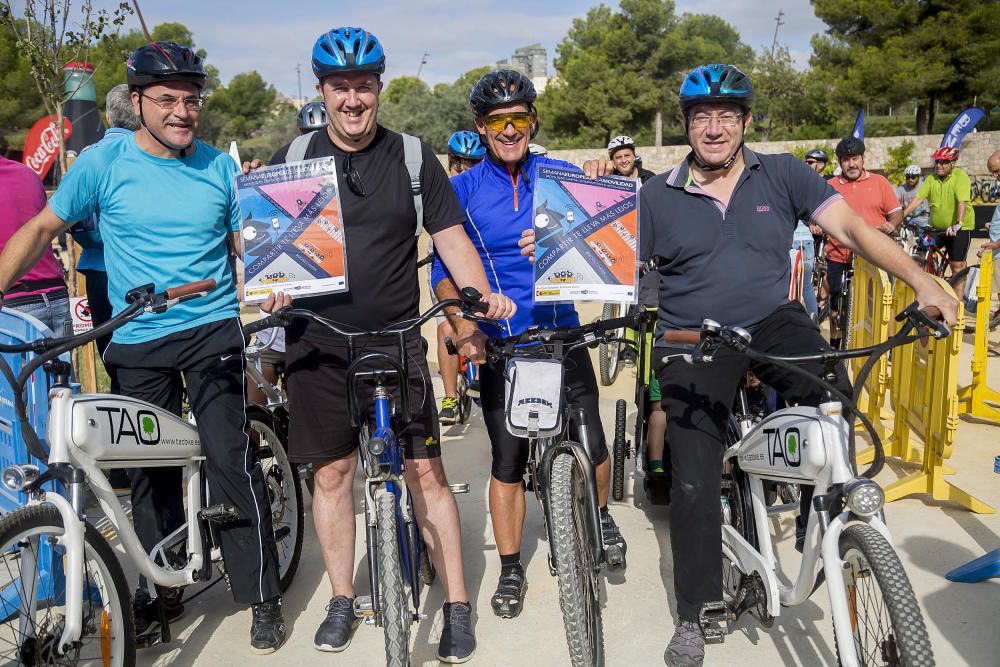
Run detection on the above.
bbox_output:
[343,151,365,197]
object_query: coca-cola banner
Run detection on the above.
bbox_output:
[22,115,74,179]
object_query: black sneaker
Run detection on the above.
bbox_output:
[665,620,705,667]
[437,601,476,664]
[490,567,526,618]
[250,597,286,655]
[314,596,359,652]
[601,510,627,570]
[134,585,184,637]
[439,396,459,425]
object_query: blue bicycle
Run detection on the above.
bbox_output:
[252,296,482,666]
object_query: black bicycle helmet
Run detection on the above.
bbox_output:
[835,137,866,158]
[126,41,206,90]
[469,69,537,116]
[804,148,829,163]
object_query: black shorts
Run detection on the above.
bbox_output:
[941,229,972,262]
[479,347,609,484]
[285,335,441,463]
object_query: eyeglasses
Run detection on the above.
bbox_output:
[905,175,919,179]
[342,151,365,197]
[141,94,204,111]
[805,159,821,165]
[934,159,955,166]
[483,112,533,133]
[688,112,745,129]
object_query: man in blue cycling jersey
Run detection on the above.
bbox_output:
[0,42,288,653]
[432,69,628,620]
[563,63,958,666]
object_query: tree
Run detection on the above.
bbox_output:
[202,70,277,144]
[0,18,46,153]
[0,0,132,172]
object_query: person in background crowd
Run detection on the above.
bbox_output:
[897,164,930,228]
[608,135,655,183]
[979,149,1000,356]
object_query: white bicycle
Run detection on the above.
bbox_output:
[684,302,942,667]
[0,280,303,666]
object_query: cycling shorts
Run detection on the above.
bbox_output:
[827,260,851,309]
[940,230,971,263]
[478,347,609,484]
[284,335,441,463]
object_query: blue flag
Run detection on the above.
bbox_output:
[851,109,864,140]
[941,107,985,149]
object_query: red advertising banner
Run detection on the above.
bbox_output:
[22,115,73,179]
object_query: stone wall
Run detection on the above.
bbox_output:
[437,130,1000,178]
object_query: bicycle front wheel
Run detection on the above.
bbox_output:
[549,451,604,667]
[375,489,410,667]
[598,303,623,386]
[0,504,135,666]
[249,407,304,592]
[835,523,934,667]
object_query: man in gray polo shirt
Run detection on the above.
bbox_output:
[557,64,957,666]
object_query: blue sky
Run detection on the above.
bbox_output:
[78,0,828,99]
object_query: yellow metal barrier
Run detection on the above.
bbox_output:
[882,276,994,513]
[957,250,1000,424]
[848,258,894,464]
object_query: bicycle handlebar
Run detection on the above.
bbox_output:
[482,311,645,364]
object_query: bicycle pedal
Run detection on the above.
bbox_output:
[698,601,731,643]
[449,483,470,494]
[273,525,291,541]
[604,544,627,571]
[354,595,375,617]
[200,503,241,524]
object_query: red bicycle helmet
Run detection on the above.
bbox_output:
[931,146,959,161]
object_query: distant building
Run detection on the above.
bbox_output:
[497,43,548,79]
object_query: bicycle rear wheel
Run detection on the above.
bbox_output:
[0,504,135,666]
[611,399,627,502]
[248,406,303,592]
[375,489,410,667]
[835,523,933,667]
[598,303,623,386]
[549,451,604,667]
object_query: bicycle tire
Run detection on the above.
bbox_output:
[248,406,304,592]
[376,488,410,667]
[457,371,471,424]
[611,399,627,502]
[549,451,604,667]
[0,504,135,666]
[842,276,855,349]
[598,303,622,386]
[835,523,934,667]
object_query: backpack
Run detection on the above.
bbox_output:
[285,130,425,237]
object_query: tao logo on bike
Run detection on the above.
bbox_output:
[764,426,801,467]
[96,407,161,445]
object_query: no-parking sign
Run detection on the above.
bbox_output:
[71,296,93,334]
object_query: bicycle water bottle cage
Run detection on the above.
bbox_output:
[504,357,564,438]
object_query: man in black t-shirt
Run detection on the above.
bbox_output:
[249,27,514,664]
[608,135,655,183]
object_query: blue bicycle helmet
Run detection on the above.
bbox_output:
[447,131,486,161]
[312,27,386,80]
[678,64,754,115]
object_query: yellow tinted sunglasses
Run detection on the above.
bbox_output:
[483,112,533,133]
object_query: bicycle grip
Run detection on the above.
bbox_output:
[444,337,458,356]
[165,279,216,300]
[460,287,489,313]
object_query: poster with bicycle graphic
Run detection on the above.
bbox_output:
[235,157,348,303]
[532,165,639,302]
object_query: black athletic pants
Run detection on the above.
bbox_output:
[653,301,850,622]
[81,269,119,393]
[104,318,281,604]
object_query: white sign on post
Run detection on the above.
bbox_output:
[71,296,93,335]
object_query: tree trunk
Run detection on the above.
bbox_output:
[927,94,937,136]
[655,109,662,147]
[915,102,928,135]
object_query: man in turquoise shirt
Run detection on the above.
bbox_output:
[0,42,287,653]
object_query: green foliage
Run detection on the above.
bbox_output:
[884,140,915,185]
[202,71,278,144]
[242,102,298,163]
[0,18,45,152]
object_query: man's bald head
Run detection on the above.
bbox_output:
[988,150,1000,178]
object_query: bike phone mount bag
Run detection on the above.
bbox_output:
[504,357,564,438]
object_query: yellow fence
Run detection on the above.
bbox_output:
[848,257,894,460]
[957,250,1000,423]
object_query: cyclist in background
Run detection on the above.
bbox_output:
[825,136,902,348]
[980,149,1000,351]
[793,148,829,319]
[897,164,930,228]
[297,100,327,132]
[432,68,628,620]
[608,135,655,183]
[436,130,486,425]
[901,146,976,294]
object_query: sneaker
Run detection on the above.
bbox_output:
[250,597,286,655]
[601,510,628,570]
[665,620,705,667]
[314,596,359,652]
[437,601,476,664]
[490,567,526,618]
[467,379,481,399]
[439,396,459,425]
[134,585,184,637]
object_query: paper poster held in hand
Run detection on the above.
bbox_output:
[532,166,639,303]
[236,157,348,303]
